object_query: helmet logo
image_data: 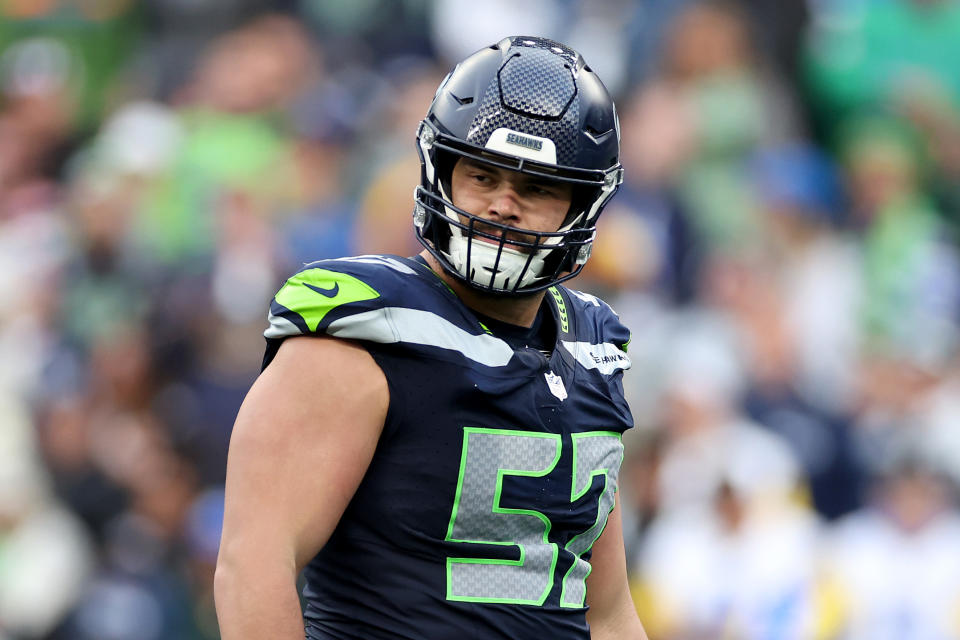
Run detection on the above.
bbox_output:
[506,132,543,152]
[486,128,557,163]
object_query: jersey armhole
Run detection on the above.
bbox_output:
[363,344,405,444]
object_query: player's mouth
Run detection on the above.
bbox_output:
[471,221,543,254]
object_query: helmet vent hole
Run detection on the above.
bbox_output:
[586,125,609,136]
[452,94,474,105]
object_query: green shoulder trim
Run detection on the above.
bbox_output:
[275,268,380,332]
[548,286,569,334]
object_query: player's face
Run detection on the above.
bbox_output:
[450,158,573,250]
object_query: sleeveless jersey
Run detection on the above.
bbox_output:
[263,255,634,640]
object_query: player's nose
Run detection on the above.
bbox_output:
[485,183,523,223]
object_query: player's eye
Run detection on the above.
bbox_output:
[528,184,555,197]
[469,171,494,184]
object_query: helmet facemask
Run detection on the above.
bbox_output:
[414,120,622,295]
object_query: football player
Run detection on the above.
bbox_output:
[216,36,648,640]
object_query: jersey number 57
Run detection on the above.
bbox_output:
[444,428,622,609]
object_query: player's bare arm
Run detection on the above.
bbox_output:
[215,336,388,640]
[586,495,649,639]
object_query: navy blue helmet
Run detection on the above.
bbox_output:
[414,36,623,294]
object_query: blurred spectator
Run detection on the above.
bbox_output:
[430,0,566,67]
[627,0,809,86]
[623,0,803,267]
[351,59,446,257]
[275,85,360,267]
[652,320,803,513]
[622,302,817,639]
[0,391,93,639]
[36,396,129,542]
[748,144,860,404]
[629,321,817,637]
[839,116,960,356]
[818,453,960,640]
[804,0,960,230]
[590,86,703,303]
[707,147,867,518]
[635,480,821,640]
[804,0,960,137]
[0,1,143,132]
[708,251,864,519]
[140,0,297,99]
[300,0,432,66]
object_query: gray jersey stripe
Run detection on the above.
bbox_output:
[560,340,631,374]
[328,307,515,367]
[265,312,300,339]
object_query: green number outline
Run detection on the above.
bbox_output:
[444,427,562,605]
[559,431,623,608]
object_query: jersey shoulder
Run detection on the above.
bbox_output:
[553,285,632,374]
[265,255,435,342]
[555,286,631,350]
[262,255,517,370]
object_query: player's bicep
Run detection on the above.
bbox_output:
[585,494,629,608]
[220,336,389,571]
[586,494,648,639]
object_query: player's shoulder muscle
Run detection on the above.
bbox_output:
[225,335,388,569]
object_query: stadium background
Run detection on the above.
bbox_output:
[1,0,960,638]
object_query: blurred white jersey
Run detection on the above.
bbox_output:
[825,509,960,640]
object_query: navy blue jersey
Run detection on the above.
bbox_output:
[263,255,633,640]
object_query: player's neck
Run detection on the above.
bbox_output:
[420,251,546,328]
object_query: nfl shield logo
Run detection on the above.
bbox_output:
[544,371,567,401]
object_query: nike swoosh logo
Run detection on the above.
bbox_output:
[305,282,340,298]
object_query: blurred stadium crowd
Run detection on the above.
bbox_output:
[1,0,959,638]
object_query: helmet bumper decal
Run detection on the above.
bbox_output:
[485,128,557,164]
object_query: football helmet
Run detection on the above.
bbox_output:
[414,36,623,294]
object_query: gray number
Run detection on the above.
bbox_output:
[445,428,561,604]
[445,428,623,608]
[561,432,624,608]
